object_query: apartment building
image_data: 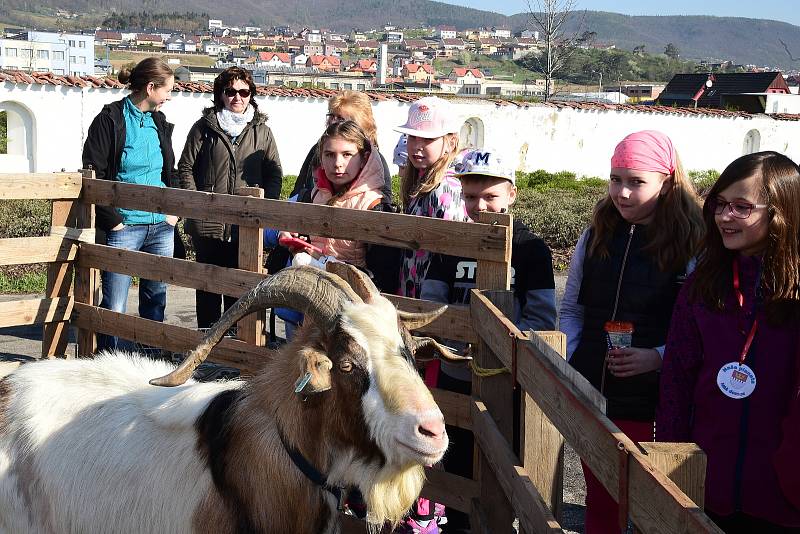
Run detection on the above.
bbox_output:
[0,30,94,76]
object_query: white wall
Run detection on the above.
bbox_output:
[2,81,800,177]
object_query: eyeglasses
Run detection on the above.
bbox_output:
[224,88,251,98]
[709,197,768,219]
[326,113,347,123]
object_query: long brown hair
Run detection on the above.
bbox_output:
[690,151,800,322]
[328,91,378,147]
[588,153,704,272]
[400,133,459,209]
[316,120,372,203]
[118,57,173,95]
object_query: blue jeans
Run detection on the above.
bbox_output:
[99,221,174,351]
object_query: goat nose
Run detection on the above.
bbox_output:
[418,417,445,440]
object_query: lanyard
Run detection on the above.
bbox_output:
[733,258,758,365]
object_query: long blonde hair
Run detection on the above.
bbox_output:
[588,153,704,272]
[328,90,378,147]
[400,133,459,209]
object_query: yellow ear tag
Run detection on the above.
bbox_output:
[294,372,312,393]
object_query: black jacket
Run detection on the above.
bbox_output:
[81,98,176,232]
[178,108,283,240]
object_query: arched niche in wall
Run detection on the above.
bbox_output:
[459,117,484,149]
[742,129,761,155]
[0,100,35,172]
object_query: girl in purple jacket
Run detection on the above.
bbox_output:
[657,151,800,533]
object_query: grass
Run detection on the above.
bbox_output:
[100,47,218,73]
[0,169,722,292]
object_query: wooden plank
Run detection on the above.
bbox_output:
[522,331,566,521]
[430,387,472,431]
[421,468,479,513]
[384,294,475,343]
[639,442,706,508]
[0,297,73,328]
[469,293,720,534]
[0,236,78,265]
[78,243,265,297]
[74,196,99,357]
[50,225,96,244]
[471,400,564,534]
[43,199,76,358]
[236,187,265,346]
[474,211,512,289]
[71,303,266,374]
[0,173,82,200]
[81,178,510,262]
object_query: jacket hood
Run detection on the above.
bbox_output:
[314,147,384,201]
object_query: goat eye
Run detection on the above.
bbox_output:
[339,360,353,373]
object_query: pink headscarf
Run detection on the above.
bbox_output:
[610,130,677,175]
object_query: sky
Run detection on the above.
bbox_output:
[443,0,800,27]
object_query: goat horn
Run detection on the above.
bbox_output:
[397,306,448,330]
[412,336,472,363]
[150,267,361,387]
[325,262,380,302]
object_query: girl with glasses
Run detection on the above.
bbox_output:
[560,130,704,533]
[658,152,800,533]
[177,66,283,329]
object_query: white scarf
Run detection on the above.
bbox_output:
[216,105,255,138]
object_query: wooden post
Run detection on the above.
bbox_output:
[521,331,566,524]
[638,442,706,508]
[42,199,77,358]
[236,187,264,346]
[75,170,99,356]
[471,211,514,532]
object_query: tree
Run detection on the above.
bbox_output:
[664,43,680,60]
[526,0,586,101]
[633,44,646,56]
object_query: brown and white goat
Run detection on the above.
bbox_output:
[0,265,462,534]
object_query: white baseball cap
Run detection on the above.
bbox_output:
[455,148,516,184]
[394,96,461,139]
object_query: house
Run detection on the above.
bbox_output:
[518,29,539,40]
[136,33,163,47]
[355,40,380,52]
[477,38,501,54]
[183,38,197,53]
[303,42,324,56]
[219,36,240,49]
[402,62,434,83]
[306,31,323,43]
[208,19,223,30]
[286,39,306,53]
[94,30,122,46]
[402,39,428,52]
[324,42,347,56]
[307,54,341,72]
[658,72,791,110]
[257,51,292,68]
[203,41,229,56]
[441,38,466,50]
[619,84,666,100]
[249,38,276,50]
[493,27,512,39]
[293,53,308,67]
[386,30,404,43]
[450,67,484,85]
[350,31,366,42]
[348,58,377,74]
[165,36,185,52]
[227,49,254,65]
[437,26,457,40]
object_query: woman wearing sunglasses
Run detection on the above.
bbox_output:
[178,66,283,329]
[657,152,800,532]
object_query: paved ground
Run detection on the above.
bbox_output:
[0,275,585,532]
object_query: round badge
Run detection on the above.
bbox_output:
[717,362,757,399]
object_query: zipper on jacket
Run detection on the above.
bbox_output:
[601,223,636,394]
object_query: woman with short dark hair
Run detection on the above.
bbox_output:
[178,66,283,328]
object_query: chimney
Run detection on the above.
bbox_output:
[378,43,388,86]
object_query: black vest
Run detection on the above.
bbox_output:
[570,224,684,420]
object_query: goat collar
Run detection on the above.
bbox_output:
[278,429,344,510]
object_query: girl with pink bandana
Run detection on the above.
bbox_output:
[560,130,704,533]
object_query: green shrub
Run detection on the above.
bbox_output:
[0,199,51,238]
[689,169,720,197]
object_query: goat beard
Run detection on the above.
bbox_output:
[364,463,425,530]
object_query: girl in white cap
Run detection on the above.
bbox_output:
[394,96,469,299]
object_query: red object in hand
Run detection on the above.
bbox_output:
[279,236,322,254]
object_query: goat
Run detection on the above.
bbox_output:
[0,264,467,534]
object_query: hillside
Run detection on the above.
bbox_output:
[2,0,800,69]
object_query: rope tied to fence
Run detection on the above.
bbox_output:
[468,332,520,382]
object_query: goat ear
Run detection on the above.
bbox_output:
[294,349,333,396]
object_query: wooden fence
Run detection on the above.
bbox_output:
[0,171,721,533]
